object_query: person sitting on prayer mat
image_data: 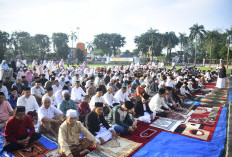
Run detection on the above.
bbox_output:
[0,92,14,130]
[90,88,111,116]
[58,90,78,117]
[3,106,41,152]
[149,88,172,117]
[38,97,64,139]
[58,109,103,157]
[134,93,155,123]
[164,86,179,109]
[78,95,91,123]
[17,87,40,123]
[85,102,118,144]
[108,101,137,135]
[114,85,130,104]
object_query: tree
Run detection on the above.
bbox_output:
[189,23,206,65]
[34,34,50,59]
[162,31,179,62]
[11,31,32,59]
[0,30,10,61]
[178,33,188,63]
[134,28,163,60]
[52,33,69,59]
[93,33,126,56]
[204,30,220,65]
[70,31,77,49]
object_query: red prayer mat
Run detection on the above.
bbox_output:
[121,120,162,157]
[11,142,51,157]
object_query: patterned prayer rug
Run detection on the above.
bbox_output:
[188,107,222,127]
[86,149,112,157]
[91,137,141,157]
[150,117,179,131]
[175,108,191,116]
[45,148,60,157]
[0,128,4,138]
[174,122,216,141]
[166,112,186,121]
[11,141,51,157]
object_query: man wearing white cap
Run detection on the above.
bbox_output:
[59,109,102,157]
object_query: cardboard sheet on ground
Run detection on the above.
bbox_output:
[132,107,227,157]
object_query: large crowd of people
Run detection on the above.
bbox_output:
[0,59,227,157]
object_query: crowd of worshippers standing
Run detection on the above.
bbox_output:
[0,59,227,157]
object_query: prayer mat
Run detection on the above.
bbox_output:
[184,100,201,106]
[174,122,216,141]
[199,102,226,107]
[45,148,60,157]
[188,107,222,127]
[181,103,198,110]
[190,97,201,101]
[166,112,186,121]
[11,141,51,157]
[86,149,112,157]
[174,108,191,116]
[0,128,4,137]
[121,121,161,144]
[93,137,141,157]
[150,117,180,131]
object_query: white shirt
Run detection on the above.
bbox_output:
[42,93,57,107]
[52,85,62,94]
[71,87,86,102]
[103,92,119,107]
[149,93,169,112]
[0,85,8,99]
[126,87,132,96]
[89,95,106,110]
[114,89,130,103]
[85,80,93,89]
[54,90,63,106]
[17,95,39,113]
[38,106,63,127]
[31,86,45,97]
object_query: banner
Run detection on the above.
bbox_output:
[110,58,133,62]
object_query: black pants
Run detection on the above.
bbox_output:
[3,132,41,152]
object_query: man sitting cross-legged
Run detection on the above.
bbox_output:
[38,97,64,139]
[85,102,118,144]
[3,106,41,152]
[59,109,102,157]
[108,101,137,135]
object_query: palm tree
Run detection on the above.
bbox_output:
[204,30,218,66]
[178,33,188,63]
[70,31,77,49]
[162,32,179,63]
[189,23,206,65]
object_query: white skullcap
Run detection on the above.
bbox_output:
[66,109,78,117]
[62,90,69,95]
[42,96,51,102]
[107,86,113,90]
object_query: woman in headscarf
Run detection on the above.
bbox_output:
[216,64,227,88]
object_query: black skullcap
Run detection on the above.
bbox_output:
[125,101,134,110]
[75,81,80,84]
[142,93,150,100]
[90,76,95,80]
[165,86,173,91]
[96,88,103,92]
[65,81,70,84]
[95,102,103,107]
[62,86,69,90]
[47,87,53,91]
[0,92,4,96]
[16,106,25,113]
[24,87,31,91]
[158,88,166,95]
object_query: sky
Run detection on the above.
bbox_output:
[0,0,232,52]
